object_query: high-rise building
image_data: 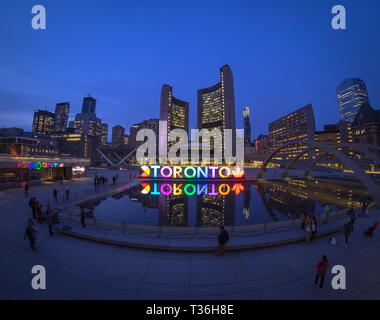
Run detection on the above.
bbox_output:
[243,106,251,146]
[54,102,70,132]
[101,123,108,145]
[197,65,236,157]
[112,125,125,148]
[73,112,102,137]
[268,104,316,160]
[32,109,55,135]
[159,85,189,155]
[81,96,97,114]
[336,78,369,122]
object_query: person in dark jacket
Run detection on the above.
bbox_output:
[24,219,37,250]
[80,206,86,228]
[217,226,229,257]
[29,197,36,219]
[314,255,330,291]
[46,205,53,236]
[24,182,29,197]
[343,219,352,246]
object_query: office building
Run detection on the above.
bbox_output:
[54,102,70,132]
[337,78,370,122]
[159,84,189,156]
[101,123,108,146]
[197,65,236,160]
[243,106,251,146]
[268,104,316,160]
[81,96,97,114]
[112,125,125,147]
[32,109,55,135]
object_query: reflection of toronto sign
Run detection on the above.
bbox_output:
[141,183,245,196]
[17,161,64,170]
[140,165,245,179]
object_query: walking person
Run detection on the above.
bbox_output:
[112,176,116,185]
[314,255,330,291]
[80,206,86,228]
[66,188,70,200]
[46,205,53,236]
[348,208,356,231]
[217,226,229,257]
[24,181,29,197]
[94,177,98,192]
[343,219,352,246]
[53,188,58,202]
[29,197,36,220]
[35,201,43,224]
[24,219,37,250]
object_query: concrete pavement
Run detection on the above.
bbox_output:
[1,173,380,300]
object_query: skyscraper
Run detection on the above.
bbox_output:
[159,84,189,156]
[81,96,97,114]
[32,109,55,135]
[101,123,108,145]
[54,102,70,132]
[197,65,236,157]
[243,106,251,146]
[112,125,125,147]
[268,104,316,160]
[336,78,369,122]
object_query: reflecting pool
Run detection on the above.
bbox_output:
[79,178,371,227]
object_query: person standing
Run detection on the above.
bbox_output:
[314,255,330,291]
[29,197,36,220]
[66,188,70,200]
[343,219,352,246]
[24,219,37,250]
[24,182,29,197]
[217,226,229,257]
[35,201,42,224]
[46,205,53,236]
[80,206,86,228]
[53,188,58,202]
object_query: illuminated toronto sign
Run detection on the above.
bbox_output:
[17,161,64,170]
[141,182,245,196]
[140,165,245,179]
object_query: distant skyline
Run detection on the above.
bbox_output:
[1,0,380,138]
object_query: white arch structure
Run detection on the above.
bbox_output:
[256,141,380,207]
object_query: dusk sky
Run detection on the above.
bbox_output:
[1,0,379,139]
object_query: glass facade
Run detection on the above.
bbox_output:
[54,102,70,132]
[336,78,369,122]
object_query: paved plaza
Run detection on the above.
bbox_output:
[1,173,380,300]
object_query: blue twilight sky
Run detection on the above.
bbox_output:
[0,0,379,140]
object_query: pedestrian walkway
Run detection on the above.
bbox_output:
[0,173,380,300]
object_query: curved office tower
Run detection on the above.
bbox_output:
[197,65,236,162]
[159,84,189,161]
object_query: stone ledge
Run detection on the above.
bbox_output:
[57,225,344,252]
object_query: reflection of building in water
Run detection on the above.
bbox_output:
[243,184,251,219]
[196,186,235,226]
[309,178,369,208]
[123,187,159,208]
[158,194,188,226]
[268,179,316,218]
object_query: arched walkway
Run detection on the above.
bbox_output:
[282,143,380,178]
[256,141,380,207]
